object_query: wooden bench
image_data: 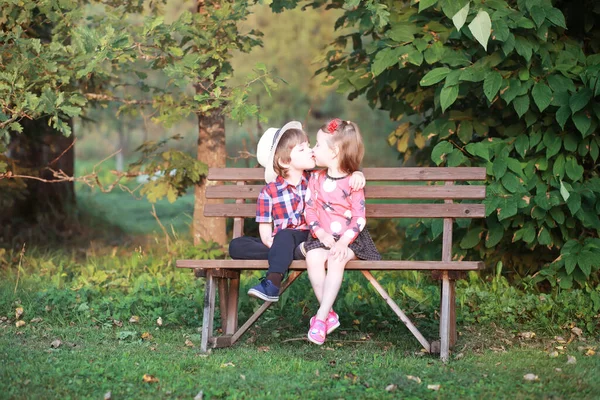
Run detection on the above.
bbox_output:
[177,167,486,361]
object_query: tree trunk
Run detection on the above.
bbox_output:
[3,118,75,227]
[193,110,227,245]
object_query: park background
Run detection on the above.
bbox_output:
[1,0,599,398]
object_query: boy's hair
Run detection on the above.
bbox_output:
[320,119,364,174]
[273,128,309,178]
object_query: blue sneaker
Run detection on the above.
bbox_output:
[247,278,280,302]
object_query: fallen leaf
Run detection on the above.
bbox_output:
[549,351,559,358]
[129,316,139,324]
[141,332,153,341]
[257,346,270,352]
[104,391,111,400]
[15,307,23,319]
[185,339,194,348]
[523,373,538,381]
[353,319,360,325]
[519,331,536,339]
[454,352,464,360]
[571,327,582,337]
[585,349,596,356]
[555,368,562,372]
[555,336,567,344]
[15,320,25,328]
[427,384,441,391]
[50,339,62,348]
[240,374,246,381]
[406,375,421,384]
[30,317,42,323]
[385,384,397,392]
[315,369,319,377]
[45,305,52,312]
[194,390,203,400]
[156,317,163,326]
[567,355,577,364]
[555,346,565,350]
[220,362,235,368]
[142,374,158,383]
[113,320,123,327]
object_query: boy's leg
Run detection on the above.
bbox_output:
[315,250,356,322]
[267,229,308,287]
[247,229,308,302]
[228,236,269,260]
[306,249,329,304]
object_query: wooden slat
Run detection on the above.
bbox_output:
[206,185,486,200]
[204,203,485,218]
[176,259,485,271]
[207,167,487,182]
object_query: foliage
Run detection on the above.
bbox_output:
[272,0,600,287]
[0,0,275,201]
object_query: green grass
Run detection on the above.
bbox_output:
[1,318,599,399]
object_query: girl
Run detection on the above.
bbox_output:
[303,118,380,345]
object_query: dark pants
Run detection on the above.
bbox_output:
[228,229,309,275]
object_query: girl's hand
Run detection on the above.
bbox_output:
[316,230,336,248]
[329,241,349,261]
[349,171,365,191]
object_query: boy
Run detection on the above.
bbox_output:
[228,121,364,302]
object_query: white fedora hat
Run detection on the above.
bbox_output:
[256,121,303,183]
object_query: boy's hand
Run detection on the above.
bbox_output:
[316,229,336,248]
[349,171,365,191]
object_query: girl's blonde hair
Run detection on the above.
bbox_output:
[320,119,364,174]
[273,128,309,178]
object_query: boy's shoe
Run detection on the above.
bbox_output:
[247,278,280,302]
[310,310,340,334]
[307,318,327,345]
[294,242,306,260]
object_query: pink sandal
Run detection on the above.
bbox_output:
[308,318,327,345]
[310,311,340,335]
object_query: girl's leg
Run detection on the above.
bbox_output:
[306,249,329,304]
[315,250,356,322]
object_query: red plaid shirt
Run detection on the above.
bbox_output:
[256,173,310,235]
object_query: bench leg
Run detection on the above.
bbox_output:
[200,271,216,353]
[216,274,240,335]
[361,271,430,353]
[440,271,452,362]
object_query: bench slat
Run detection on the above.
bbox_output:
[204,203,485,218]
[177,259,484,271]
[207,167,487,181]
[206,185,486,200]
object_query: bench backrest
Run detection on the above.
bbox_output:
[204,168,486,258]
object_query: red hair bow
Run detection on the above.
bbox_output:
[327,118,342,133]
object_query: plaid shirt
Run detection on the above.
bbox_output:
[256,172,310,235]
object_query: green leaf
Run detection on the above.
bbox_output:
[485,223,504,248]
[538,225,552,246]
[567,192,581,215]
[431,141,454,165]
[440,85,459,112]
[565,156,584,181]
[452,3,470,31]
[457,120,473,143]
[513,95,530,118]
[371,48,400,77]
[420,67,450,86]
[502,172,521,193]
[388,23,418,42]
[419,0,438,13]
[514,135,529,158]
[550,207,565,224]
[572,111,592,136]
[460,226,483,249]
[514,36,533,62]
[560,180,570,201]
[497,196,519,221]
[530,5,546,27]
[501,79,522,105]
[547,75,576,93]
[553,154,565,180]
[570,88,592,114]
[531,83,552,112]
[493,155,508,179]
[468,10,492,51]
[545,7,566,28]
[555,106,571,130]
[543,130,562,159]
[466,142,491,161]
[483,71,503,102]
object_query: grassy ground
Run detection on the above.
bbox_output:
[1,316,599,399]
